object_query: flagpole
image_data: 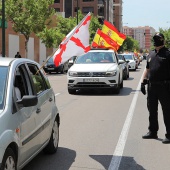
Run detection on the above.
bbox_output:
[36,48,59,75]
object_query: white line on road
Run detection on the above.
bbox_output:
[108,69,145,170]
[55,93,60,96]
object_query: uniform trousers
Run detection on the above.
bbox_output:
[147,82,170,138]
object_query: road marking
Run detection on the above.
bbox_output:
[55,93,60,96]
[108,69,145,170]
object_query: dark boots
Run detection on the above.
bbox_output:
[142,132,158,139]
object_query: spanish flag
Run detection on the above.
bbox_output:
[102,20,126,46]
[91,29,120,51]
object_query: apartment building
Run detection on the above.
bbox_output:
[113,0,123,32]
[53,0,122,26]
[123,26,156,50]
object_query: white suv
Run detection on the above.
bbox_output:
[67,48,123,94]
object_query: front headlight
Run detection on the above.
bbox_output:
[105,70,117,77]
[69,71,78,77]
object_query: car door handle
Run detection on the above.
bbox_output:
[36,108,41,113]
[49,98,53,102]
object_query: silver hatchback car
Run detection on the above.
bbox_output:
[0,58,60,170]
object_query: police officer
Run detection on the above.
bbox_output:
[141,32,170,144]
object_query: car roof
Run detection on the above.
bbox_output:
[0,57,38,66]
[118,53,133,55]
[89,48,115,53]
[0,57,15,66]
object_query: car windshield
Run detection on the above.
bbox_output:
[75,52,115,64]
[123,55,133,60]
[47,57,54,64]
[0,66,8,110]
[118,55,124,60]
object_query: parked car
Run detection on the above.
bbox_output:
[117,54,129,80]
[0,57,60,170]
[43,56,69,74]
[120,53,138,71]
[67,48,123,94]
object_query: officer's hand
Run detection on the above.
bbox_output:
[143,79,148,85]
[141,83,146,95]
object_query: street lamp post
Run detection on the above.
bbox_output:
[2,0,5,57]
[77,0,79,24]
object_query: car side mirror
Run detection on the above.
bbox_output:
[118,60,125,64]
[126,60,130,63]
[17,95,38,107]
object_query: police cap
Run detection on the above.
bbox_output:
[153,32,165,47]
[153,32,165,40]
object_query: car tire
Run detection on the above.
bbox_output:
[127,71,129,78]
[43,119,59,154]
[120,79,123,88]
[124,71,128,80]
[60,66,64,74]
[68,88,76,94]
[114,78,120,94]
[1,148,17,170]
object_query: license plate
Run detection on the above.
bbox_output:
[48,68,55,70]
[83,79,99,82]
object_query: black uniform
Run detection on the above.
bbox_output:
[146,47,170,138]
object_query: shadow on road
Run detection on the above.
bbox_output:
[23,147,76,170]
[90,155,146,170]
[75,87,133,96]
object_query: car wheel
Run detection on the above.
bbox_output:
[124,70,128,80]
[127,71,129,78]
[114,78,120,94]
[43,119,59,154]
[68,88,76,94]
[60,66,64,74]
[120,79,123,88]
[1,148,17,170]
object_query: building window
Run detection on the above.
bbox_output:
[54,0,60,3]
[82,7,94,13]
[83,0,94,2]
[98,7,104,16]
[55,8,60,12]
[98,0,104,4]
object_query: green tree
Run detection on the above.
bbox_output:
[159,28,170,48]
[5,0,55,57]
[36,26,58,48]
[77,11,102,43]
[37,11,102,49]
[118,36,139,53]
[37,14,77,50]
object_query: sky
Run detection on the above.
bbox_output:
[122,0,170,31]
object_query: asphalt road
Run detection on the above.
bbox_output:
[23,60,170,170]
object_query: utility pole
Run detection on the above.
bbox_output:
[2,0,5,57]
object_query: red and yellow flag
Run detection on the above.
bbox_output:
[102,20,126,46]
[91,29,120,51]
